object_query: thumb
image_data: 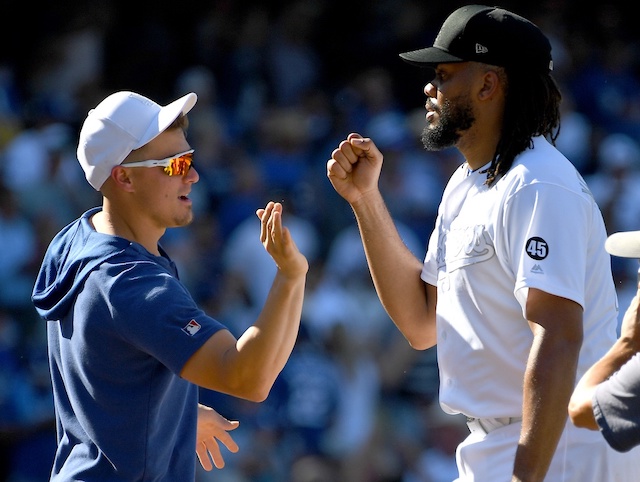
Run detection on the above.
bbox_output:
[350,136,382,161]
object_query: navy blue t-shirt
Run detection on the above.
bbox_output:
[33,208,225,480]
[594,353,640,453]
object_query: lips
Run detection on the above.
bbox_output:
[425,101,439,123]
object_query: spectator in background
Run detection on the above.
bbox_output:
[266,0,324,107]
[0,185,39,319]
[402,401,468,482]
[585,133,640,328]
[587,132,640,237]
[222,189,319,312]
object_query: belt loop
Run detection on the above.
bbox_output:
[465,416,522,435]
[466,417,487,435]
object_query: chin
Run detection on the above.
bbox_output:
[171,211,195,228]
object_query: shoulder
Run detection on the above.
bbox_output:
[90,249,183,301]
[501,137,589,197]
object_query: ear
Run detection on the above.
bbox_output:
[109,166,136,192]
[478,69,501,101]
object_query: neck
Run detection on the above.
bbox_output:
[457,139,494,171]
[92,199,164,256]
[457,119,502,171]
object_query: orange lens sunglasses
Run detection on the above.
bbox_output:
[123,149,195,176]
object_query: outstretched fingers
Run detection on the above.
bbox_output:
[255,202,308,277]
[195,406,240,471]
[195,424,240,470]
[256,201,276,244]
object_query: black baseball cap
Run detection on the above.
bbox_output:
[399,4,553,73]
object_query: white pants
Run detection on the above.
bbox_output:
[454,419,640,481]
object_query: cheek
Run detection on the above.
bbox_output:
[137,174,172,200]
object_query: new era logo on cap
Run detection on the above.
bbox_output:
[475,43,488,54]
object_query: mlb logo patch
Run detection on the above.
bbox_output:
[182,319,201,336]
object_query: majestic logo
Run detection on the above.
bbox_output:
[182,319,201,336]
[439,225,495,272]
[475,43,488,54]
[531,264,544,274]
[526,237,549,260]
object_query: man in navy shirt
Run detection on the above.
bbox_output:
[569,230,640,452]
[32,91,308,480]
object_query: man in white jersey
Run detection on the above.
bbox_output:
[327,4,639,481]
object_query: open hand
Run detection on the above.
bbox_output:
[255,202,309,278]
[196,404,240,471]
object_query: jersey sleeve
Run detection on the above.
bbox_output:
[593,353,640,452]
[504,182,590,311]
[421,218,440,287]
[108,262,226,374]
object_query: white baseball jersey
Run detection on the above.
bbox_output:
[421,136,618,419]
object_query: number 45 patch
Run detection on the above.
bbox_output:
[526,237,549,260]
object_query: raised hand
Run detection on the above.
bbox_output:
[326,132,384,204]
[255,202,309,278]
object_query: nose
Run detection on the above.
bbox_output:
[424,82,437,98]
[186,165,199,184]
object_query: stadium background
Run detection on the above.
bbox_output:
[2,1,640,480]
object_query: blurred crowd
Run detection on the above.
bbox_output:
[2,0,640,480]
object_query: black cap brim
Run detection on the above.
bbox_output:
[399,46,465,67]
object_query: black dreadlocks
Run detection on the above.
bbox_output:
[482,69,562,186]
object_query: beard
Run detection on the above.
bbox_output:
[421,93,475,151]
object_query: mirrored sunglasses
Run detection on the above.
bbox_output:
[123,149,195,176]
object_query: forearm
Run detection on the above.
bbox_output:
[581,337,637,387]
[513,334,581,482]
[351,189,436,349]
[233,271,306,397]
[569,337,637,429]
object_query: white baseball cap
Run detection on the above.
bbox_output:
[77,91,197,190]
[605,231,640,258]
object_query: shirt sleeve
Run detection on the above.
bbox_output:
[593,353,640,452]
[421,224,439,287]
[504,182,591,311]
[108,262,226,374]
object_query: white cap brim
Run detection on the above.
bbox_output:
[605,231,640,258]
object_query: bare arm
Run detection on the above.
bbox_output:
[569,284,640,429]
[181,202,308,401]
[351,189,437,349]
[327,133,437,349]
[512,288,583,482]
